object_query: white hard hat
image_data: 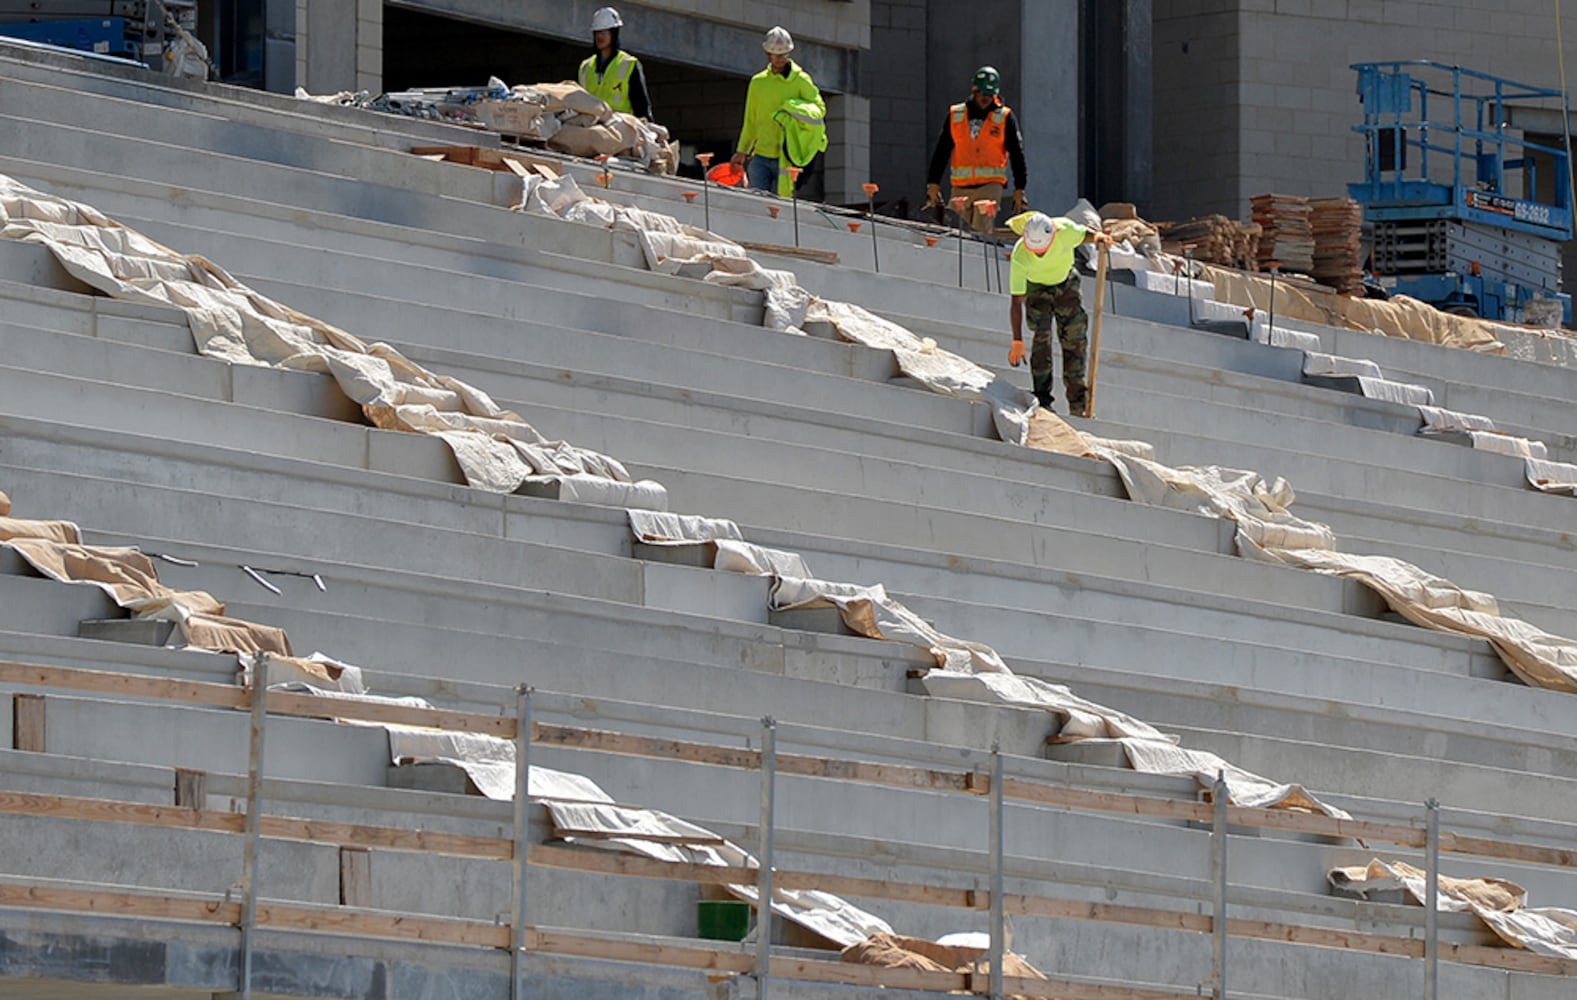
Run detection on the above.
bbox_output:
[1021,213,1056,253]
[591,6,622,31]
[763,26,794,54]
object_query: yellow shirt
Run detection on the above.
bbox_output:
[1009,219,1087,295]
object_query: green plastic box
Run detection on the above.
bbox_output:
[697,899,751,941]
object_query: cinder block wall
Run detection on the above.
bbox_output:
[1156,0,1577,224]
[867,0,930,211]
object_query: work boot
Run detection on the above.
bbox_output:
[1035,391,1055,411]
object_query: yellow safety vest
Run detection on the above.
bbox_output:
[578,51,637,114]
[949,102,1010,187]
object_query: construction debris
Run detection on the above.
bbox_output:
[1155,214,1261,270]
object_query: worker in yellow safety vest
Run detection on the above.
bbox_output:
[730,26,826,196]
[578,6,652,119]
[1006,212,1112,414]
[925,66,1027,232]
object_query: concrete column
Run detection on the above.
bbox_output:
[1020,0,1079,213]
[824,94,872,205]
[297,0,381,95]
[1122,0,1153,215]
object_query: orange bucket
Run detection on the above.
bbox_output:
[707,162,746,187]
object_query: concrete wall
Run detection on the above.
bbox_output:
[867,0,929,208]
[1151,0,1242,220]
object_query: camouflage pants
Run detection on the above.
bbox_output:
[1024,272,1088,412]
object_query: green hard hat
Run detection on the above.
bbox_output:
[972,65,1000,96]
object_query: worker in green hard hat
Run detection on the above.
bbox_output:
[925,65,1027,232]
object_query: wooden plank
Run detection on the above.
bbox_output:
[1007,893,1211,933]
[0,790,245,836]
[174,768,206,809]
[535,724,975,795]
[339,847,371,908]
[13,693,44,752]
[1002,778,1212,824]
[0,791,510,859]
[0,659,246,711]
[532,843,972,909]
[1228,917,1421,957]
[502,157,532,178]
[264,689,514,739]
[0,881,240,924]
[736,240,840,265]
[529,927,754,973]
[991,973,1191,1000]
[259,901,505,948]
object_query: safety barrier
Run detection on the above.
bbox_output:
[2,654,1576,999]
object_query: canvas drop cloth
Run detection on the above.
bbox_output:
[1331,858,1577,958]
[1026,410,1577,694]
[1,535,289,654]
[274,677,891,949]
[0,175,663,507]
[519,176,1037,446]
[623,507,1352,818]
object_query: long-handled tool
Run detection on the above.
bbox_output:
[1082,242,1110,419]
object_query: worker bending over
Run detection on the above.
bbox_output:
[925,66,1027,231]
[579,7,652,118]
[731,26,826,196]
[1007,212,1112,414]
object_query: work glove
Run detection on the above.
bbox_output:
[1011,190,1027,212]
[925,183,942,208]
[730,152,749,170]
[1008,340,1026,367]
[1093,231,1114,248]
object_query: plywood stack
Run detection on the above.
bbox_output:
[1155,214,1262,271]
[1251,193,1314,275]
[1310,196,1365,295]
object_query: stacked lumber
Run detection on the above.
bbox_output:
[1310,196,1365,295]
[1156,214,1262,270]
[1251,193,1314,275]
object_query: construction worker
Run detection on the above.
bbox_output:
[925,66,1027,232]
[730,26,825,196]
[578,6,652,119]
[1007,212,1112,414]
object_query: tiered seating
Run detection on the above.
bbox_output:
[3,39,1577,999]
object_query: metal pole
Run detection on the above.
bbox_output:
[1425,799,1440,1000]
[237,651,270,1000]
[988,745,1005,1000]
[512,685,534,1000]
[1267,265,1279,341]
[1212,771,1229,1000]
[867,192,880,274]
[755,717,777,998]
[994,243,1003,295]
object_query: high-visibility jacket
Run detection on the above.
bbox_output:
[737,61,824,161]
[949,101,1011,187]
[579,50,639,115]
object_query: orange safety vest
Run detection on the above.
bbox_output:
[949,101,1010,187]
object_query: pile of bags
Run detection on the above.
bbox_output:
[474,79,679,174]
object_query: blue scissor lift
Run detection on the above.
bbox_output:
[1350,61,1574,323]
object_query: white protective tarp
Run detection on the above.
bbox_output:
[1330,859,1577,958]
[519,176,1037,446]
[368,694,891,946]
[0,175,664,508]
[1031,418,1577,692]
[624,509,1352,818]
